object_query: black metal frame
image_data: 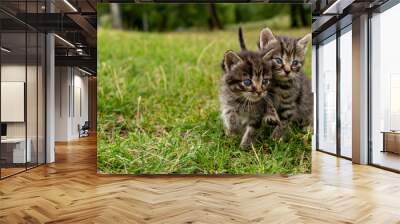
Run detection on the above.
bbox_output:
[0,14,2,179]
[367,10,372,166]
[336,21,341,157]
[0,0,47,180]
[315,44,319,152]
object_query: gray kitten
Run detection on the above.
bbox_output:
[259,27,313,139]
[220,46,279,148]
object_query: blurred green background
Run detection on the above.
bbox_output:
[98,3,311,31]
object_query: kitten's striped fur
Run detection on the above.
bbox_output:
[259,28,313,139]
[219,28,279,148]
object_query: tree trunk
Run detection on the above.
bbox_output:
[208,3,223,30]
[290,5,298,28]
[299,6,309,27]
[142,12,149,32]
[110,3,122,29]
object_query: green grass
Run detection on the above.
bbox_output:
[97,19,312,174]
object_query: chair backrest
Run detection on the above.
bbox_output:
[82,121,90,129]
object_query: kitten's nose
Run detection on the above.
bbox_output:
[284,66,291,75]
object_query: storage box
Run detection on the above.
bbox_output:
[383,132,400,154]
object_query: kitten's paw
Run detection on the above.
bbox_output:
[240,126,257,149]
[225,128,240,137]
[305,125,313,134]
[271,127,284,140]
[239,141,253,149]
[222,110,241,136]
[263,114,280,125]
[240,136,254,149]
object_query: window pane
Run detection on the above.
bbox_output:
[340,27,352,158]
[27,31,38,169]
[318,36,337,154]
[371,3,400,171]
[38,33,45,165]
[1,31,27,177]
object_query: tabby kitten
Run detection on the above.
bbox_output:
[259,27,313,139]
[220,29,279,148]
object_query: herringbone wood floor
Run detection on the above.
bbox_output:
[1,136,400,224]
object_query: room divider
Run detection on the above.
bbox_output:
[0,1,47,179]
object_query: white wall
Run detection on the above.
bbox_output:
[1,64,36,137]
[1,65,26,140]
[1,65,25,81]
[71,73,89,138]
[1,65,34,138]
[1,63,46,164]
[55,66,70,141]
[55,67,89,141]
[1,82,25,122]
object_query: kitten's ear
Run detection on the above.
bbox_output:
[297,33,311,51]
[224,50,242,71]
[259,27,277,49]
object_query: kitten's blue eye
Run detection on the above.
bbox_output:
[292,60,299,66]
[243,79,252,86]
[275,58,283,64]
[262,79,270,85]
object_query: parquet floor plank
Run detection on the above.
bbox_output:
[0,135,400,223]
